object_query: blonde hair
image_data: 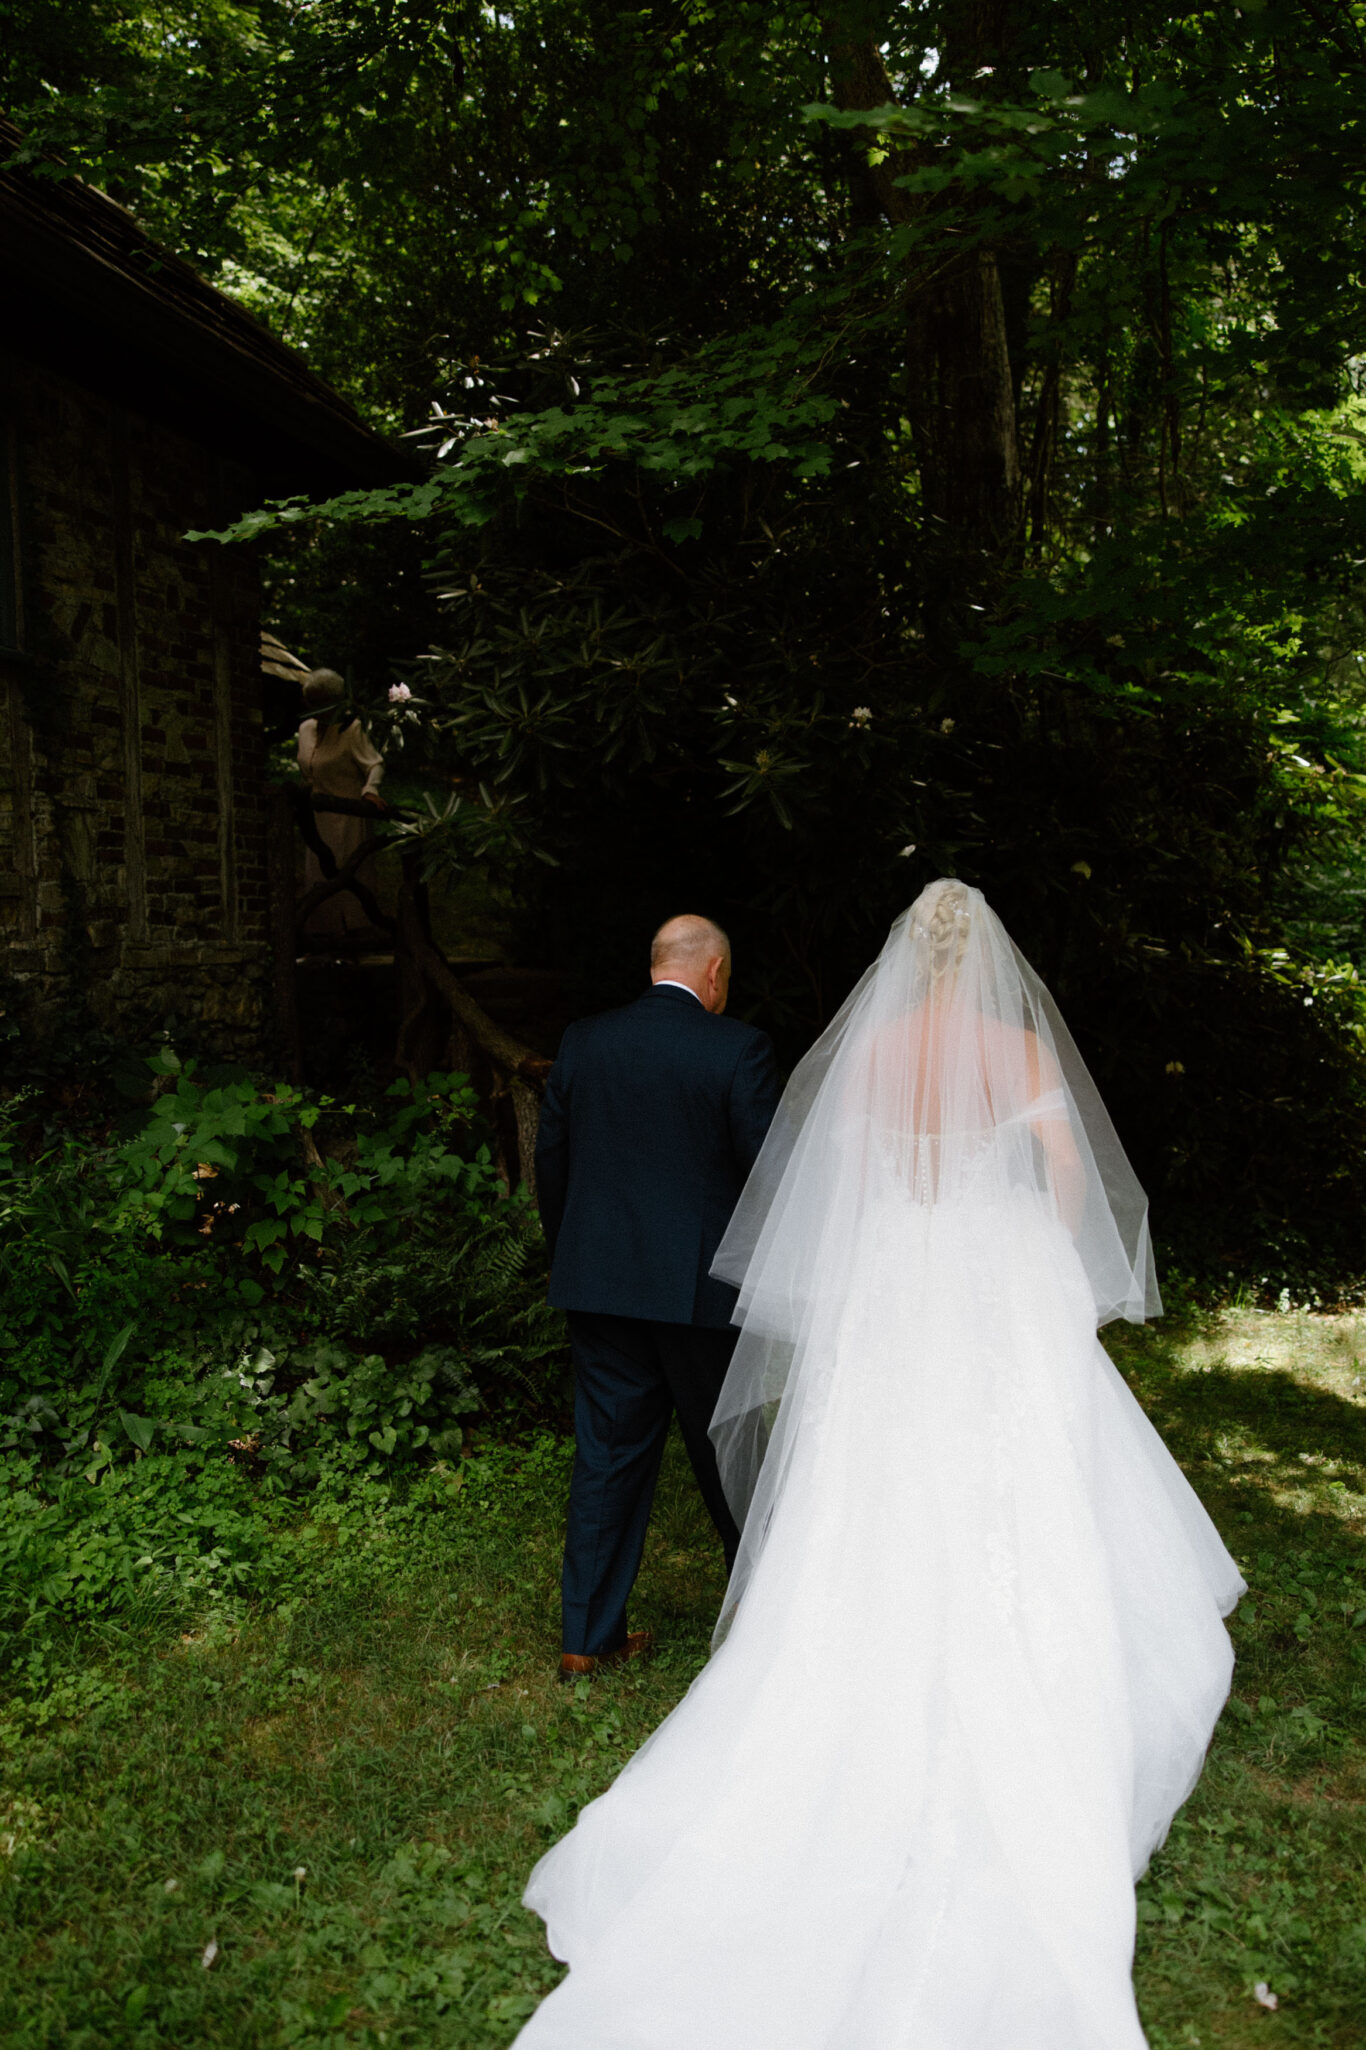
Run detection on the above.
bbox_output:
[915,880,973,982]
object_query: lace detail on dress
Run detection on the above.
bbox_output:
[875,1090,1071,1209]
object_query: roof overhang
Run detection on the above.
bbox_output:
[0,118,423,500]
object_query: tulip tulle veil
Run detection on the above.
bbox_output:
[515,882,1244,2050]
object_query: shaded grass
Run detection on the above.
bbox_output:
[0,1310,1363,2045]
[0,1441,722,2047]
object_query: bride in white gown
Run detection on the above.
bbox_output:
[515,880,1244,2050]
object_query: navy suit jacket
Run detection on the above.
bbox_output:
[534,983,781,1328]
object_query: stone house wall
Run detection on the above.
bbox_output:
[0,350,272,1060]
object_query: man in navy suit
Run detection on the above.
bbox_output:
[535,913,781,1679]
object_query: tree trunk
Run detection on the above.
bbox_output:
[922,249,1020,555]
[822,7,1021,570]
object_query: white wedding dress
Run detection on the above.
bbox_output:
[516,884,1244,2050]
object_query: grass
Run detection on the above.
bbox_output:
[0,1308,1363,2047]
[1110,1309,1366,2049]
[0,1439,722,2048]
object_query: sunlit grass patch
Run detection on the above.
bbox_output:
[1106,1308,1366,2048]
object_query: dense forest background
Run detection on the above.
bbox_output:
[8,0,1366,1283]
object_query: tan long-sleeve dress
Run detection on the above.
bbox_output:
[297,714,385,937]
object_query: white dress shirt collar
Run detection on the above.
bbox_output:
[652,979,704,1005]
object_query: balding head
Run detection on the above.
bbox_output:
[650,913,732,1014]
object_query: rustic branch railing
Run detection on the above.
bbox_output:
[266,784,549,1194]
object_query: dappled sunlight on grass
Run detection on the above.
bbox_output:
[1103,1308,1366,2049]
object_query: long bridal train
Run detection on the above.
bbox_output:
[514,885,1244,2050]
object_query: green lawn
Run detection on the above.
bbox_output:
[1,1309,1363,2047]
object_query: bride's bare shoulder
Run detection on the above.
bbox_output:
[976,1017,1062,1091]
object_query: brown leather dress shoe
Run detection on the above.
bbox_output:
[559,1629,656,1681]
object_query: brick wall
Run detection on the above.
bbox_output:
[0,352,273,1060]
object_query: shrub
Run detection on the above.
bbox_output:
[0,1064,567,1483]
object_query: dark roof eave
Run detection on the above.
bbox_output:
[0,123,423,493]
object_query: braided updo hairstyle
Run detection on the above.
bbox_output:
[914,879,973,984]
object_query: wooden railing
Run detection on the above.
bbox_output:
[265,785,549,1195]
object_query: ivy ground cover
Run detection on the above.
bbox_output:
[1,1310,1363,2048]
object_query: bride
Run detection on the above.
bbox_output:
[514,880,1244,2049]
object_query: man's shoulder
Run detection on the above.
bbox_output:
[709,1011,772,1053]
[555,995,770,1062]
[551,998,644,1065]
[559,996,646,1041]
[612,993,769,1041]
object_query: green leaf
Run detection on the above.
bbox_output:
[118,1410,157,1453]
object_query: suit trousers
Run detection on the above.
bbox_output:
[561,1311,742,1657]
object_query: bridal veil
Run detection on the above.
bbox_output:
[710,878,1159,1631]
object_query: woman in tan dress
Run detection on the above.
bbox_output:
[296,670,385,939]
